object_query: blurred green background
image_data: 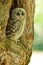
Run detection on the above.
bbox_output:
[33,0,43,51]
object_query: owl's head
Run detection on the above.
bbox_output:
[11,8,26,21]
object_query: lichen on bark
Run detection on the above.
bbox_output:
[0,0,35,65]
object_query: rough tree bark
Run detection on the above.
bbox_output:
[0,0,35,65]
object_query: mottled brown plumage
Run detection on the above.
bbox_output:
[6,8,26,41]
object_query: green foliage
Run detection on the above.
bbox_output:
[33,0,43,51]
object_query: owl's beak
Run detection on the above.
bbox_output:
[20,15,22,19]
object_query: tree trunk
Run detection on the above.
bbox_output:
[0,0,35,65]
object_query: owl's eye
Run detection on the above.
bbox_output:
[16,13,20,16]
[22,12,24,16]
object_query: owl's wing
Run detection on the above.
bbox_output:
[6,18,22,39]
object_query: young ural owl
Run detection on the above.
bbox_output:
[6,8,26,41]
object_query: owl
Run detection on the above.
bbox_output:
[6,8,26,41]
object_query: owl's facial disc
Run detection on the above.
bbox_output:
[16,10,25,16]
[12,8,26,20]
[16,10,25,20]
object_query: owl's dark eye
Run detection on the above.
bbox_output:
[16,13,20,16]
[22,12,24,16]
